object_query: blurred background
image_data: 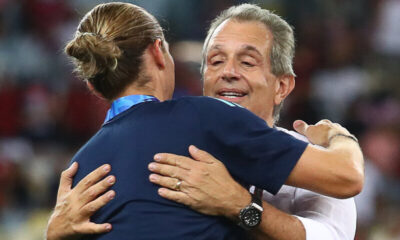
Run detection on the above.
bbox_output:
[0,0,399,239]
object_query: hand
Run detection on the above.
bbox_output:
[148,145,251,221]
[293,119,351,147]
[46,163,116,240]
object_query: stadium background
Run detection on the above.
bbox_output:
[0,0,399,239]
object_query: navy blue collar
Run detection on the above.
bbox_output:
[104,95,159,123]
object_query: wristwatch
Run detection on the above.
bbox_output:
[238,187,263,229]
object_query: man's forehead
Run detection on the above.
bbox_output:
[206,19,272,55]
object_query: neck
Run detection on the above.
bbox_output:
[265,118,274,127]
[114,83,169,102]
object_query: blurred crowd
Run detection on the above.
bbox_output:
[0,0,399,239]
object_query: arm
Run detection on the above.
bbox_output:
[252,188,356,240]
[148,119,361,239]
[149,146,356,240]
[148,147,305,240]
[46,116,361,240]
[286,120,364,198]
[191,99,363,197]
[150,119,364,199]
[54,153,307,240]
[251,201,306,240]
[46,163,115,240]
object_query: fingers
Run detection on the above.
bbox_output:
[75,164,111,194]
[149,174,182,191]
[188,145,216,164]
[293,120,308,136]
[153,153,194,170]
[82,190,116,216]
[157,188,192,206]
[317,119,332,125]
[333,123,350,135]
[298,119,354,147]
[78,222,112,234]
[58,162,79,198]
[80,175,116,204]
[148,162,188,180]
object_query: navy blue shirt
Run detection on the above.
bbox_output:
[71,96,308,240]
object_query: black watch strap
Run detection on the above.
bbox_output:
[252,187,263,207]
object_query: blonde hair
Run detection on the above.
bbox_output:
[65,2,164,100]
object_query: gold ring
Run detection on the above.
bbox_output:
[175,180,182,191]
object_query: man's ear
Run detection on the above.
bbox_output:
[149,39,166,69]
[274,75,295,105]
[86,81,105,100]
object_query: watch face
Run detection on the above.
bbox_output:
[243,208,261,227]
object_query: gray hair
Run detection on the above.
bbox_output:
[201,4,296,123]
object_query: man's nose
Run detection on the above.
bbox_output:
[221,60,240,82]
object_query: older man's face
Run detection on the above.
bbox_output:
[203,19,280,124]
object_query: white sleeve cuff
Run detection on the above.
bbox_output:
[294,216,337,240]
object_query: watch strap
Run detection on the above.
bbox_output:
[252,187,263,208]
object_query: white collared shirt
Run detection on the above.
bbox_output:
[260,128,357,239]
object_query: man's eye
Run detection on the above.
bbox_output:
[211,60,223,66]
[242,61,254,67]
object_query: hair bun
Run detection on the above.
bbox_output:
[65,32,122,79]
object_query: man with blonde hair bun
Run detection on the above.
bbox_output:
[46,3,362,240]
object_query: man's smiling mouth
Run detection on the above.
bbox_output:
[217,89,248,101]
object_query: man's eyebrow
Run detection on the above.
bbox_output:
[241,45,263,57]
[208,44,263,57]
[208,44,222,51]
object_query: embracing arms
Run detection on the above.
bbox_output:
[146,119,360,240]
[45,119,363,240]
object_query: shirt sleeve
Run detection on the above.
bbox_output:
[292,189,357,240]
[188,97,308,194]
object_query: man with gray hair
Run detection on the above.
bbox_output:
[149,4,357,239]
[201,3,296,124]
[47,4,358,240]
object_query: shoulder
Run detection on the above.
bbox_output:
[170,96,261,123]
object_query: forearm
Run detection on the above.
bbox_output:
[231,190,354,240]
[251,201,305,240]
[319,137,364,197]
[320,138,363,196]
[287,137,364,198]
[219,189,305,240]
[329,136,363,173]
